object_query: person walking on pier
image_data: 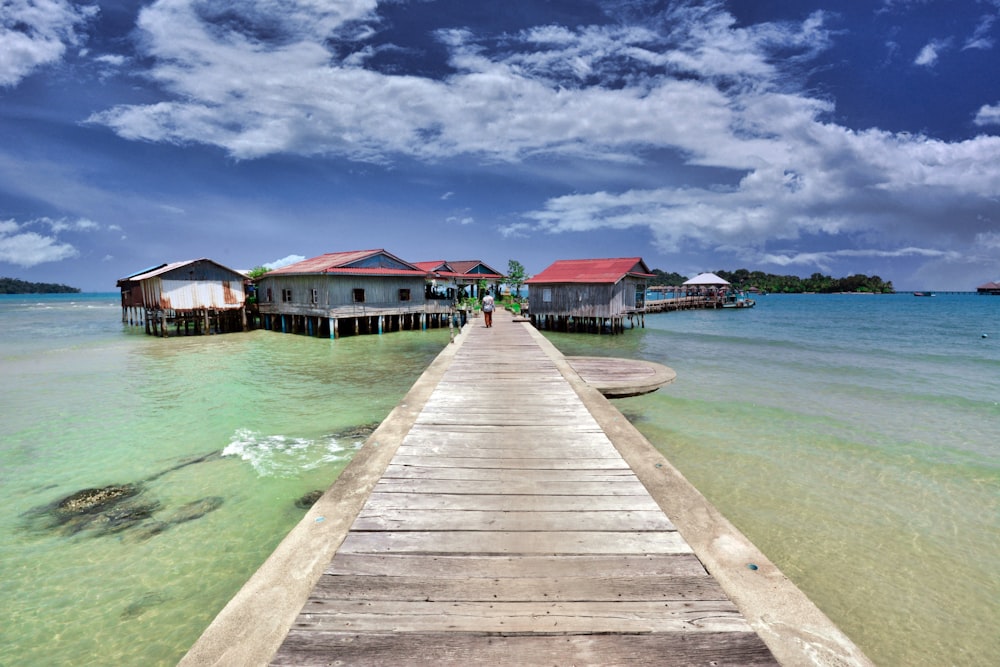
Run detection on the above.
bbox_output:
[482,292,495,327]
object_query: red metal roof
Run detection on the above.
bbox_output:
[266,249,426,277]
[447,260,504,278]
[413,261,451,273]
[414,260,504,280]
[525,257,652,284]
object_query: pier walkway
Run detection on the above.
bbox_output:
[181,309,872,667]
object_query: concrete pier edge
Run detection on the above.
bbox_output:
[180,318,872,666]
[179,324,471,666]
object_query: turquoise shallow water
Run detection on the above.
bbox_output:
[0,294,451,665]
[544,293,1000,667]
[1,293,998,666]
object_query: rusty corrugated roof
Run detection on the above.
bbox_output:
[266,249,427,277]
[125,258,246,282]
[525,257,652,284]
[118,263,168,283]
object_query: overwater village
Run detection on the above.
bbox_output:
[116,249,755,338]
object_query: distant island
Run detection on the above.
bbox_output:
[0,277,81,294]
[649,268,894,294]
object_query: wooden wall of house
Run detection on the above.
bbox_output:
[258,275,430,317]
[120,284,144,307]
[529,279,644,318]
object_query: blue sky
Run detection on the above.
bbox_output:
[2,0,999,291]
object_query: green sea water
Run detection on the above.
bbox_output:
[0,294,451,665]
[545,293,1000,667]
[1,293,998,666]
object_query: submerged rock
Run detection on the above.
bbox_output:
[120,592,168,621]
[295,490,324,509]
[22,483,147,535]
[163,497,224,525]
[26,483,224,539]
[126,497,224,542]
[53,484,142,519]
[90,499,162,535]
[334,422,380,442]
[128,521,170,542]
[143,451,223,483]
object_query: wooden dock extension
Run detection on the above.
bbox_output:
[181,308,872,667]
[270,309,775,666]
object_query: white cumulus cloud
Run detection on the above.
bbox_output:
[0,218,79,266]
[264,254,306,270]
[974,103,1000,126]
[914,38,951,67]
[0,0,98,87]
[74,1,1000,277]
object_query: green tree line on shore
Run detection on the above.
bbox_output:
[0,277,81,294]
[649,268,894,294]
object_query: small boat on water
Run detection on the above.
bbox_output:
[913,292,936,297]
[721,291,756,308]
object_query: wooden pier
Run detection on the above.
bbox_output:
[181,309,872,667]
[644,295,721,312]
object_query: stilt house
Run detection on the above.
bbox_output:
[976,281,1000,295]
[116,259,248,337]
[414,260,505,301]
[526,257,652,334]
[257,249,452,338]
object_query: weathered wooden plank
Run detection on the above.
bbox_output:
[351,509,674,532]
[325,554,708,578]
[414,415,592,427]
[394,444,622,459]
[385,457,632,471]
[338,530,693,555]
[400,428,608,444]
[403,424,607,437]
[271,631,779,666]
[418,398,589,410]
[361,493,663,511]
[370,479,646,494]
[381,465,639,482]
[293,600,748,633]
[310,574,727,602]
[267,313,781,667]
[431,380,568,388]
